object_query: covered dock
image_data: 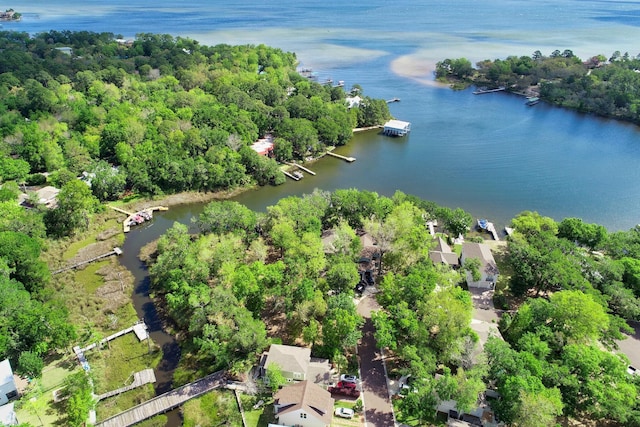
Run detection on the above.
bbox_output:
[383,120,411,136]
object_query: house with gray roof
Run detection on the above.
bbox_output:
[429,236,460,267]
[260,344,332,385]
[460,243,499,289]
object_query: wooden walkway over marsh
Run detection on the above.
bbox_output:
[95,371,226,427]
[51,248,122,275]
[96,369,156,401]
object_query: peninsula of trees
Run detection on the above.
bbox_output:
[0,30,390,201]
[436,49,640,124]
[0,9,20,21]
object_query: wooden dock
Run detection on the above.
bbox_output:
[325,151,356,162]
[110,206,168,232]
[426,221,436,237]
[282,171,300,181]
[284,162,316,176]
[73,321,149,372]
[486,222,499,241]
[109,206,133,216]
[96,369,156,401]
[95,371,227,427]
[473,86,506,95]
[52,248,122,275]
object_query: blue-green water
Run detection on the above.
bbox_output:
[11,2,640,424]
[10,0,640,230]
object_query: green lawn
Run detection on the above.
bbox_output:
[242,394,276,427]
[393,398,442,426]
[182,390,243,427]
[15,354,80,426]
[87,333,162,394]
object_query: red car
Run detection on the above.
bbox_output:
[328,386,361,398]
[336,381,357,389]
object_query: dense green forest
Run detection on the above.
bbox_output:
[0,30,392,425]
[0,30,390,200]
[148,189,640,426]
[436,49,640,124]
[3,30,640,426]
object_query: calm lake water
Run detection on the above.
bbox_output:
[9,0,640,230]
[9,1,640,424]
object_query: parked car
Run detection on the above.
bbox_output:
[364,270,375,285]
[335,407,355,419]
[628,365,638,375]
[340,374,358,383]
[336,381,357,389]
[328,386,361,398]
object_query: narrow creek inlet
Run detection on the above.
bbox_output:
[118,206,205,426]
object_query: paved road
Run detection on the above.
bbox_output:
[357,294,396,427]
[617,320,640,369]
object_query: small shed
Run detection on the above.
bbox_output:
[383,120,411,136]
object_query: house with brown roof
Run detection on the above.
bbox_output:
[273,381,334,427]
[460,243,499,289]
[260,344,332,385]
[429,236,460,267]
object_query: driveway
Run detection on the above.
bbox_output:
[357,294,396,427]
[617,320,640,369]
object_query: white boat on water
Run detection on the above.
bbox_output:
[526,96,540,106]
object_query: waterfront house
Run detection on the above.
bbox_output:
[250,135,275,156]
[345,95,362,109]
[260,344,332,384]
[383,120,411,136]
[273,381,334,427]
[55,47,73,56]
[0,360,18,406]
[460,243,499,289]
[429,236,460,268]
[18,185,60,209]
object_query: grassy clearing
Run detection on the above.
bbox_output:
[75,260,110,293]
[15,386,67,427]
[86,333,162,394]
[486,240,513,309]
[242,394,276,427]
[182,390,243,427]
[15,354,80,427]
[63,234,98,260]
[40,354,79,392]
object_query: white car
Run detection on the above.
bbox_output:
[340,374,358,384]
[335,407,355,419]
